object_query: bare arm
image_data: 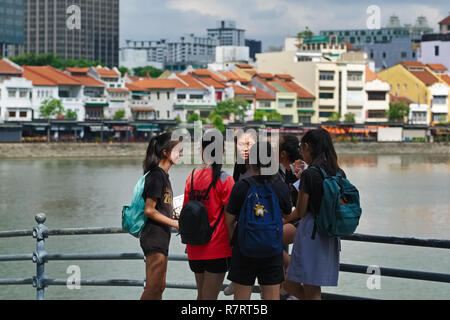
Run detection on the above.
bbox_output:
[144,198,179,230]
[225,211,237,244]
[285,190,309,224]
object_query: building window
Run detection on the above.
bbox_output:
[368,91,386,101]
[9,111,16,118]
[8,90,16,98]
[401,52,407,58]
[298,101,313,108]
[319,92,334,99]
[433,96,447,105]
[319,71,334,81]
[167,92,170,100]
[434,45,439,56]
[20,111,27,118]
[167,111,170,118]
[278,99,294,108]
[190,94,204,100]
[348,71,363,81]
[368,110,386,118]
[382,52,387,59]
[177,94,186,99]
[157,92,160,100]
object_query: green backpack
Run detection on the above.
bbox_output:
[122,173,149,238]
[310,166,362,239]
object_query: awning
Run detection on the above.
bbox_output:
[112,126,134,132]
[298,109,315,114]
[89,126,113,132]
[136,124,159,132]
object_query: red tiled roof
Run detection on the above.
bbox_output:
[440,75,450,86]
[390,94,413,104]
[235,63,253,69]
[196,77,227,89]
[95,67,120,78]
[365,66,379,82]
[71,75,105,87]
[233,84,255,96]
[23,66,81,86]
[400,61,425,68]
[254,88,275,100]
[343,40,356,51]
[65,67,90,74]
[439,16,450,25]
[409,70,440,86]
[219,70,249,83]
[275,74,294,80]
[256,73,275,80]
[129,79,187,90]
[280,80,315,99]
[426,63,448,72]
[0,59,22,75]
[176,74,208,90]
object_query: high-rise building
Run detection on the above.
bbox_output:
[0,0,25,57]
[24,0,119,67]
[207,20,245,46]
[245,39,262,60]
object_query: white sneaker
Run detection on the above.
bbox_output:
[223,282,235,296]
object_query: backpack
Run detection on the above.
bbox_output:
[179,169,224,246]
[310,166,362,239]
[122,173,149,238]
[237,177,284,258]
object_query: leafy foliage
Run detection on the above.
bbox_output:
[387,102,409,122]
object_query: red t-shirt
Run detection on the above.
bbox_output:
[183,167,235,261]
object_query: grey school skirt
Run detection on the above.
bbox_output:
[287,212,341,287]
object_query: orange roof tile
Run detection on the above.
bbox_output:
[255,88,275,100]
[129,79,187,90]
[275,74,294,80]
[65,67,90,74]
[24,66,81,86]
[409,70,440,86]
[71,75,105,87]
[365,66,379,82]
[439,16,450,25]
[196,77,227,89]
[440,75,450,86]
[257,73,275,80]
[426,64,448,72]
[233,84,255,96]
[400,61,425,68]
[176,74,207,90]
[235,63,254,69]
[282,80,315,99]
[390,94,413,104]
[23,67,57,86]
[95,67,120,78]
[0,59,22,75]
[244,70,257,76]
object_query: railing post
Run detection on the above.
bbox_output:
[32,213,48,300]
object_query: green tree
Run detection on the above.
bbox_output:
[113,110,126,120]
[267,111,282,121]
[254,110,267,121]
[387,102,409,122]
[297,27,314,39]
[328,112,341,122]
[210,98,250,122]
[133,66,164,78]
[10,53,103,69]
[40,98,64,119]
[344,113,356,123]
[64,109,78,120]
[211,114,225,133]
[118,66,129,77]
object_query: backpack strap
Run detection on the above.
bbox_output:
[189,168,216,202]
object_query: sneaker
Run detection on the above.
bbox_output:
[223,282,235,296]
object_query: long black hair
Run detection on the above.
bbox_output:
[143,132,180,174]
[202,130,224,187]
[301,129,342,176]
[279,134,302,162]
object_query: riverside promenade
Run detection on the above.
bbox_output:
[0,142,449,159]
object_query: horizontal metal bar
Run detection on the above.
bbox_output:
[0,254,33,262]
[0,278,33,285]
[342,233,450,249]
[44,227,126,236]
[340,263,450,283]
[0,230,33,238]
[45,253,144,261]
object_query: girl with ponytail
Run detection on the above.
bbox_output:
[140,132,182,300]
[182,129,235,300]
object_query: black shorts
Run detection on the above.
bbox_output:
[189,257,231,274]
[227,247,284,286]
[140,221,171,257]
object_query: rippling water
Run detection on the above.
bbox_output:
[0,154,449,300]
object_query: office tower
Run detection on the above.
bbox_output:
[25,0,119,67]
[0,0,25,57]
[207,20,245,46]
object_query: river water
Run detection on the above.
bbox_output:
[0,154,449,300]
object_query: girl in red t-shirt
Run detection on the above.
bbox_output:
[183,132,235,300]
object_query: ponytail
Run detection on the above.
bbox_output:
[143,132,180,174]
[202,130,223,187]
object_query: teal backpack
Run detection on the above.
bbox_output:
[310,166,362,239]
[122,173,149,238]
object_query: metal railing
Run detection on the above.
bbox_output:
[1,213,449,300]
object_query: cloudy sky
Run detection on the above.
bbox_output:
[120,0,449,50]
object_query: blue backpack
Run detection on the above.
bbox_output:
[310,166,362,238]
[122,173,149,238]
[237,177,284,258]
